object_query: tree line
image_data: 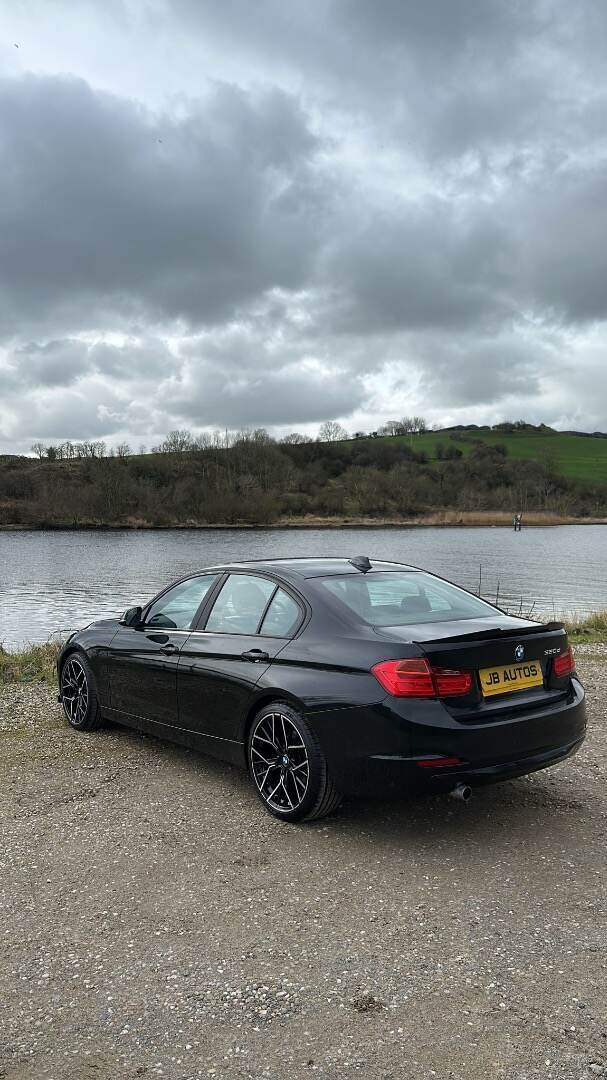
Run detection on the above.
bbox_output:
[30,417,560,463]
[0,424,603,527]
[29,415,431,461]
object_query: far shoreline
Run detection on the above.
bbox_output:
[2,512,607,532]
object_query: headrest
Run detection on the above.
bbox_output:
[401,592,432,614]
[234,581,267,608]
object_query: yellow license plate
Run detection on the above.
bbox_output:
[479,660,543,697]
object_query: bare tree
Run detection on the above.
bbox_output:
[234,428,274,446]
[250,428,273,445]
[115,442,131,458]
[31,442,45,459]
[161,430,194,453]
[210,428,233,449]
[318,420,348,442]
[379,420,405,436]
[401,415,427,434]
[192,432,213,450]
[281,432,307,444]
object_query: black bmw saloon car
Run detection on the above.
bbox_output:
[57,556,586,822]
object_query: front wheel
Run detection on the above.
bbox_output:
[60,653,104,731]
[248,702,342,823]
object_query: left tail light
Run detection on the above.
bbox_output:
[372,658,472,698]
[553,645,575,678]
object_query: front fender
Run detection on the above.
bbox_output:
[57,626,118,708]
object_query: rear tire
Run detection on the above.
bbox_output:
[60,652,104,731]
[247,701,342,823]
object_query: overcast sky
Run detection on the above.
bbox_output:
[2,1,607,453]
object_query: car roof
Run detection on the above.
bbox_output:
[197,557,421,581]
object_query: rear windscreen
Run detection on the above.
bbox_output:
[318,571,498,626]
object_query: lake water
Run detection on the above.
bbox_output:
[0,525,605,648]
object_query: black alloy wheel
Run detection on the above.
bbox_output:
[60,654,103,731]
[248,702,342,822]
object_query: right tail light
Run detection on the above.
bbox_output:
[372,658,472,698]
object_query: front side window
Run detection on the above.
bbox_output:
[318,571,498,627]
[145,574,218,630]
[259,588,301,637]
[205,574,276,635]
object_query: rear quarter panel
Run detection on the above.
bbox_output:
[257,634,391,715]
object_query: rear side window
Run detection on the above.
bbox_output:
[206,574,276,635]
[318,571,498,626]
[260,588,301,638]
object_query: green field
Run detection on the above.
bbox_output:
[374,428,607,483]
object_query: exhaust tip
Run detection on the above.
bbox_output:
[449,783,472,803]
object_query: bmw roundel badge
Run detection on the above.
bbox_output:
[515,644,525,660]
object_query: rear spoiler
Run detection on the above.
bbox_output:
[418,621,566,646]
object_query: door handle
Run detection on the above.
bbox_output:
[241,649,269,663]
[160,643,179,655]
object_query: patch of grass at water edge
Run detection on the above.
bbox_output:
[0,640,61,685]
[562,610,607,645]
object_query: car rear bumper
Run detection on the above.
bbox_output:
[311,677,586,797]
[422,733,585,792]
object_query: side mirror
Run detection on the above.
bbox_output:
[119,605,143,627]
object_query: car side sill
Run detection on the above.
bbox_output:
[103,704,241,743]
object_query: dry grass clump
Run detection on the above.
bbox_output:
[0,640,61,685]
[562,610,607,642]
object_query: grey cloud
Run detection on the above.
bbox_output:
[412,334,544,407]
[162,329,366,426]
[88,340,175,381]
[325,203,513,334]
[3,1,607,450]
[333,0,544,54]
[167,0,584,160]
[1,325,367,446]
[336,1,603,164]
[509,164,607,324]
[171,0,542,96]
[1,336,172,391]
[0,385,125,443]
[5,339,86,388]
[162,364,364,428]
[0,74,323,337]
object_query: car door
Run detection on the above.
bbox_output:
[178,574,304,743]
[106,573,219,727]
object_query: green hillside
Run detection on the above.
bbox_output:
[378,428,607,483]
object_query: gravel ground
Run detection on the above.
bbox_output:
[1,655,606,1080]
